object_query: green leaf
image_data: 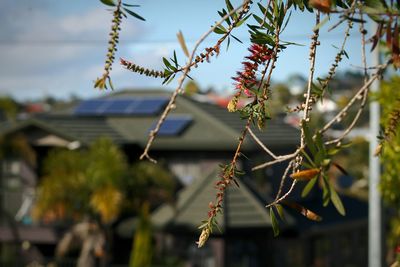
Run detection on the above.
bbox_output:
[213,25,227,34]
[218,9,231,25]
[225,0,237,20]
[270,207,280,237]
[322,175,330,206]
[231,34,242,43]
[163,57,173,69]
[364,0,387,11]
[226,36,231,50]
[252,15,274,32]
[213,220,222,233]
[342,49,349,59]
[330,183,346,215]
[250,32,276,46]
[281,11,292,33]
[301,149,317,168]
[122,3,140,7]
[280,40,305,46]
[107,77,115,90]
[171,50,178,66]
[315,132,326,158]
[272,0,279,20]
[123,8,145,21]
[302,121,317,156]
[257,2,267,14]
[275,204,285,221]
[301,176,318,197]
[277,2,285,28]
[198,221,209,229]
[235,14,251,28]
[100,0,115,6]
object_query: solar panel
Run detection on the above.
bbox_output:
[74,100,107,115]
[129,97,168,115]
[75,97,169,116]
[150,116,192,136]
[104,99,139,114]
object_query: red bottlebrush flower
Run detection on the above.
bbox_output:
[230,43,273,102]
[396,245,400,253]
[244,88,252,96]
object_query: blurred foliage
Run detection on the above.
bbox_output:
[33,137,176,265]
[0,133,36,166]
[0,97,18,121]
[124,161,175,210]
[33,138,127,224]
[376,76,400,253]
[184,80,201,96]
[130,202,152,267]
[334,137,369,180]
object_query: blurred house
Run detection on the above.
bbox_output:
[0,89,368,267]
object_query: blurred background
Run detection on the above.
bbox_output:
[0,0,398,266]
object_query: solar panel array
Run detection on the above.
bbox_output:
[74,97,169,116]
[149,116,192,136]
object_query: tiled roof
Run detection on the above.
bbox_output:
[190,99,300,148]
[1,90,300,150]
[37,115,126,144]
[151,168,294,232]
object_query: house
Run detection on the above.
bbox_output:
[0,89,368,266]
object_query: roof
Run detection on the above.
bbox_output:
[1,89,300,150]
[149,168,294,233]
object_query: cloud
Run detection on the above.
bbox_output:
[0,3,148,100]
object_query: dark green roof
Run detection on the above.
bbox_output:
[188,98,300,149]
[150,168,294,232]
[1,89,300,150]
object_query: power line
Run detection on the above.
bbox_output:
[0,33,363,46]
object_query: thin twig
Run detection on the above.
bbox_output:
[324,16,370,145]
[248,127,278,159]
[266,179,297,208]
[320,62,389,134]
[252,148,301,170]
[325,90,368,145]
[301,12,321,147]
[274,161,294,201]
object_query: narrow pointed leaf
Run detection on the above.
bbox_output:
[231,34,242,43]
[301,176,318,197]
[177,30,190,58]
[100,0,115,6]
[225,0,237,20]
[270,208,280,236]
[122,3,140,7]
[123,8,145,21]
[275,204,285,221]
[302,121,317,156]
[163,57,172,69]
[235,14,251,28]
[330,184,346,215]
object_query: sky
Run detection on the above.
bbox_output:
[0,0,369,101]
